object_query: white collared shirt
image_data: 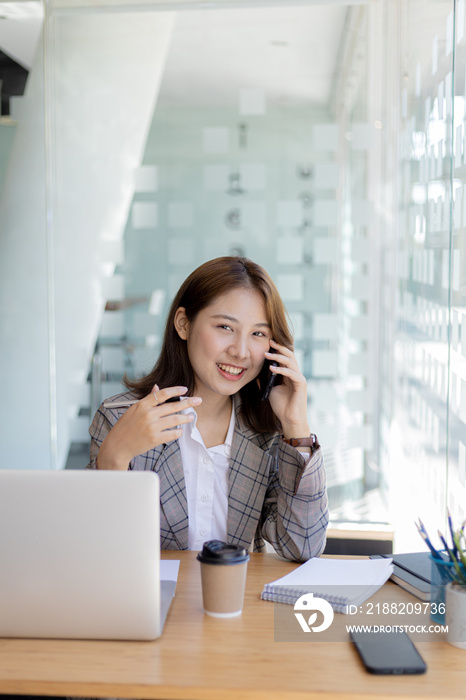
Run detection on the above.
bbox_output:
[178,401,235,551]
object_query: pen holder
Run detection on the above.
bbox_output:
[430,553,455,624]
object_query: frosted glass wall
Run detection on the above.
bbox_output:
[379,0,466,549]
[449,0,466,537]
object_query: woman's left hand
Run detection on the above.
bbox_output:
[265,339,310,439]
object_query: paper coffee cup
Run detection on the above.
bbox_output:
[197,540,250,618]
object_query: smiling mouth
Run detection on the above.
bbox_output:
[217,363,246,378]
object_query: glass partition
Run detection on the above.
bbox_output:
[380,0,463,549]
[449,0,466,533]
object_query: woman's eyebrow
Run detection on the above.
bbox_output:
[211,314,270,328]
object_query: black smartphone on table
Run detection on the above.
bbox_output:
[259,348,279,401]
[350,628,427,675]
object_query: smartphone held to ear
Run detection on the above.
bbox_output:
[259,349,279,401]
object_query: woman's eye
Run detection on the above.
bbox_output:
[218,325,233,331]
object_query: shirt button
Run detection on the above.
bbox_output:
[200,529,206,537]
[201,493,208,502]
[203,457,209,465]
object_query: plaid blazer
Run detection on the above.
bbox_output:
[88,392,328,562]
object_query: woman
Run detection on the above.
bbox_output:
[88,256,328,561]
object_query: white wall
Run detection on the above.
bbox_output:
[0,10,175,469]
[0,37,50,470]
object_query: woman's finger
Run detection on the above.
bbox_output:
[154,395,202,418]
[269,339,294,356]
[159,412,194,429]
[158,427,185,442]
[145,385,188,405]
[265,350,299,372]
[269,365,305,385]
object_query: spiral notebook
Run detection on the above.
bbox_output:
[261,557,393,613]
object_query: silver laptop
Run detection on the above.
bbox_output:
[0,469,175,640]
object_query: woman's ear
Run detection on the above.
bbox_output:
[174,307,189,340]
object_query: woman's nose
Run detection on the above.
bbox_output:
[228,336,249,359]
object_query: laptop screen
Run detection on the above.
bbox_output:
[0,469,163,640]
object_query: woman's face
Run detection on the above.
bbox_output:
[175,287,272,401]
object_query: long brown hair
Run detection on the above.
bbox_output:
[125,256,293,433]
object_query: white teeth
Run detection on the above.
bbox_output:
[218,363,243,375]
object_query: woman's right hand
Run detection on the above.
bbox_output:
[97,385,201,470]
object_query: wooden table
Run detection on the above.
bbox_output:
[0,551,465,699]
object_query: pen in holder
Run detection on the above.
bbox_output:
[430,553,455,624]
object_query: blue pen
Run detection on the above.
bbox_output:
[447,509,459,560]
[416,520,443,560]
[438,530,457,564]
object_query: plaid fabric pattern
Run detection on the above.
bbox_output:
[88,392,328,561]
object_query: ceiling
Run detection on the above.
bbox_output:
[0,1,353,110]
[158,4,349,109]
[0,1,42,69]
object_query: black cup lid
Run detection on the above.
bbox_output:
[197,540,250,565]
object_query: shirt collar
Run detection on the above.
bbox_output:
[182,397,236,449]
[223,400,235,448]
